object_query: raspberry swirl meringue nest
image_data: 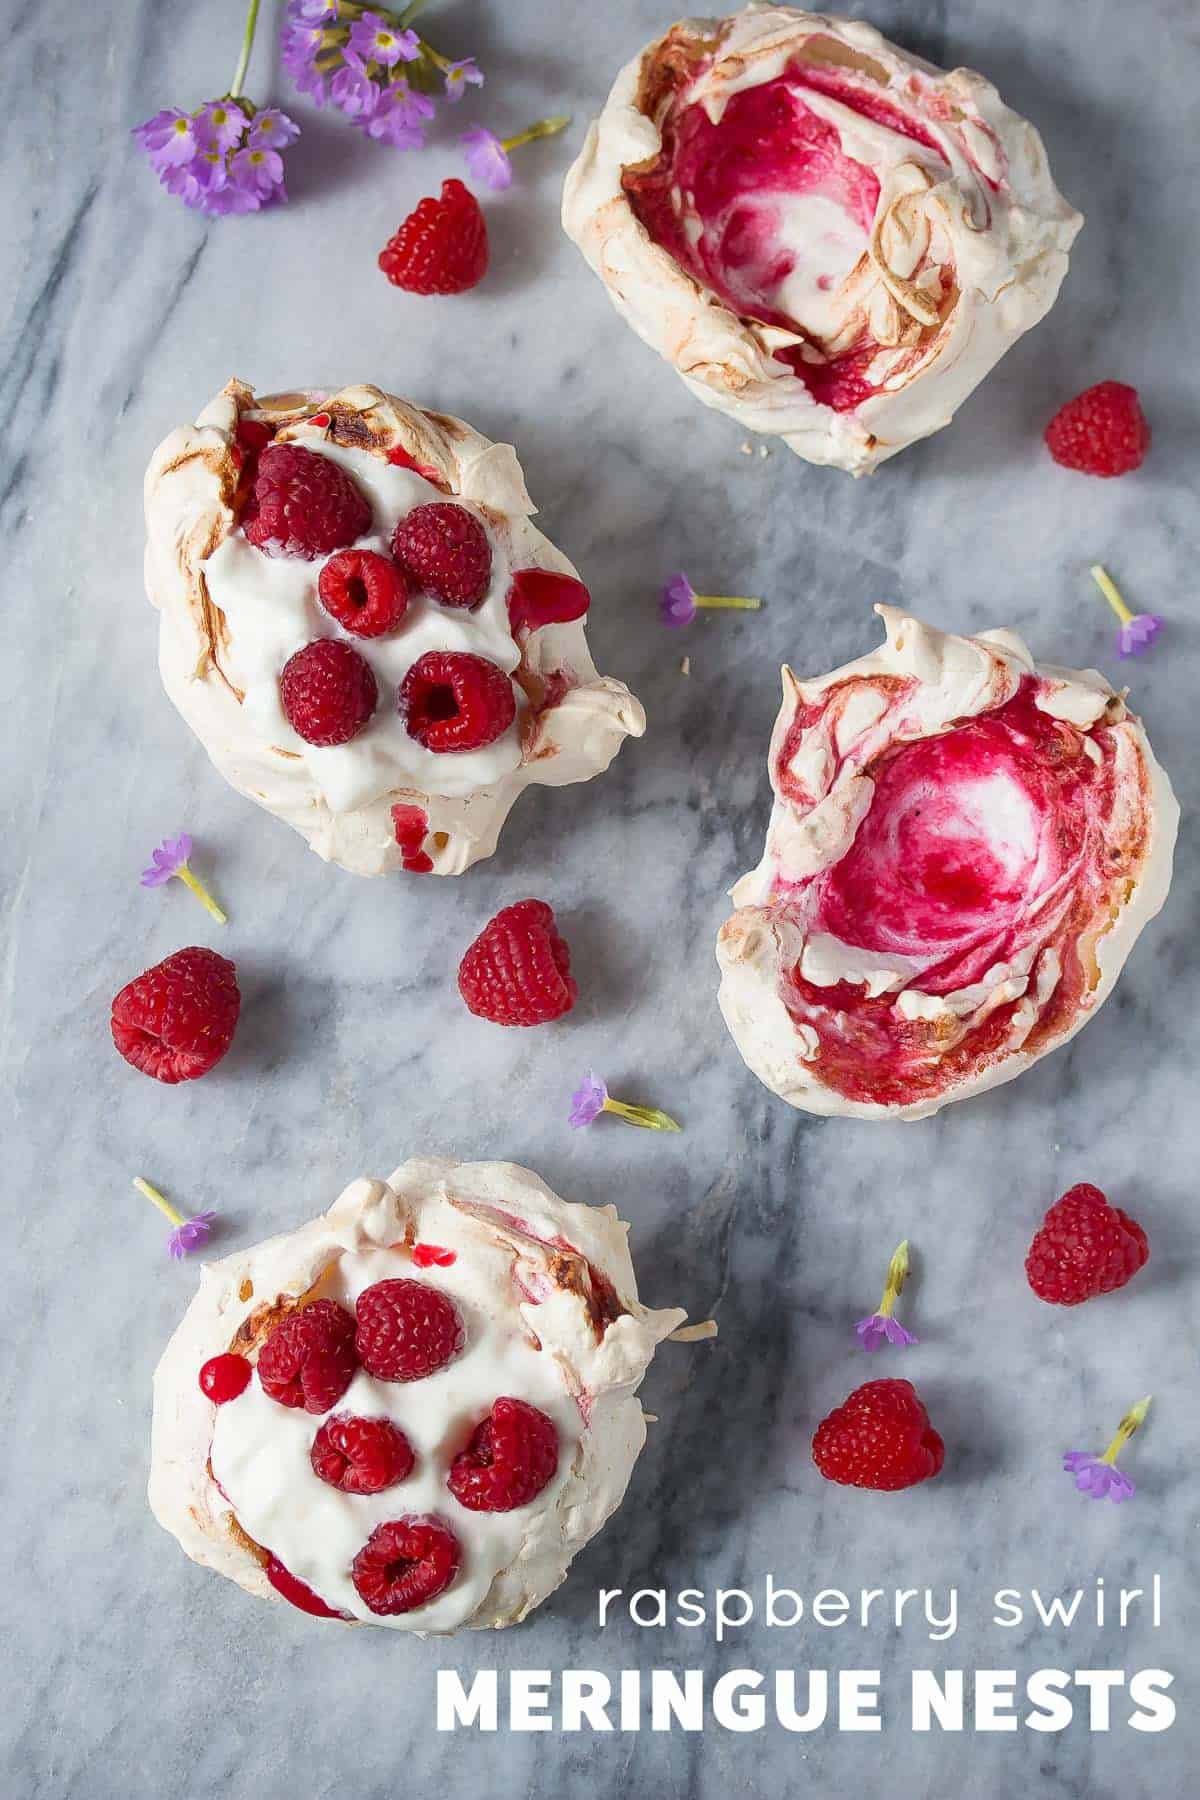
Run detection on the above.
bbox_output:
[149,1158,690,1633]
[717,610,1178,1120]
[144,381,645,876]
[563,6,1082,473]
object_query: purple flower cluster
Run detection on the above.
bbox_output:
[281,1,481,149]
[134,101,299,216]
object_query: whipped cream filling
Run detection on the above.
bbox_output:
[563,6,1082,472]
[203,436,523,814]
[149,1160,689,1633]
[717,610,1178,1119]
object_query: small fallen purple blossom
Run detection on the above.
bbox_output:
[134,1,298,216]
[660,570,763,627]
[1089,564,1163,661]
[140,834,227,924]
[1063,1395,1151,1504]
[569,1073,681,1133]
[461,116,571,191]
[855,1238,918,1351]
[133,1177,218,1261]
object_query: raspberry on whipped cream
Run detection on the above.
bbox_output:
[148,1158,689,1633]
[563,7,1082,473]
[143,382,645,876]
[717,609,1178,1120]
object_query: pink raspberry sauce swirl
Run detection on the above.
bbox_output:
[719,616,1171,1117]
[625,63,957,411]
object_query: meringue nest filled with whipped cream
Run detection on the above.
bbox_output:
[717,609,1178,1119]
[144,381,645,876]
[149,1158,689,1633]
[563,5,1083,473]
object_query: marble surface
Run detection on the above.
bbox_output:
[2,1,1197,1795]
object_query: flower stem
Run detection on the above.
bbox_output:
[501,116,572,153]
[1090,564,1133,627]
[230,0,262,101]
[1100,1395,1152,1466]
[133,1176,185,1229]
[177,863,228,925]
[877,1239,910,1318]
[694,595,763,612]
[602,1097,683,1133]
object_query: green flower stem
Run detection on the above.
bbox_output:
[229,0,262,101]
[177,863,228,926]
[877,1239,910,1318]
[1090,564,1133,627]
[1100,1395,1152,1467]
[602,1097,682,1133]
[133,1177,186,1230]
[501,116,572,153]
[693,595,763,612]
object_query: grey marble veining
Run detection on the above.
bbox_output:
[1,1,1197,1795]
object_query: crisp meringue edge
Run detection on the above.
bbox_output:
[561,5,1084,475]
[148,1156,688,1634]
[144,380,647,877]
[715,608,1180,1121]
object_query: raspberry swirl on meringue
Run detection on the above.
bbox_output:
[563,7,1082,473]
[718,610,1177,1120]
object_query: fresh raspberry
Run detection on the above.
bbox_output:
[355,1278,465,1382]
[318,549,409,637]
[398,650,515,754]
[258,1300,359,1414]
[310,1413,416,1494]
[198,1353,252,1404]
[111,946,241,1085]
[266,1555,348,1620]
[1025,1183,1149,1305]
[458,899,577,1027]
[1044,381,1150,477]
[242,442,372,558]
[378,180,489,296]
[351,1515,462,1616]
[280,639,378,746]
[812,1378,944,1492]
[391,503,492,608]
[447,1397,560,1512]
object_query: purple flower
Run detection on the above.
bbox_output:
[281,16,331,104]
[361,77,435,145]
[230,144,288,203]
[349,13,419,68]
[167,1211,218,1260]
[133,107,200,169]
[249,107,301,151]
[462,125,512,191]
[661,571,698,627]
[290,0,336,19]
[194,99,249,152]
[1063,1451,1136,1503]
[330,50,379,120]
[141,833,194,888]
[443,58,484,103]
[569,1073,609,1129]
[1117,614,1164,659]
[855,1313,919,1352]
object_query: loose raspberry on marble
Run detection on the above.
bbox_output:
[1044,381,1150,477]
[266,1555,349,1620]
[458,899,577,1026]
[242,442,372,558]
[391,502,492,608]
[812,1378,944,1492]
[351,1515,463,1616]
[111,946,241,1085]
[1025,1183,1149,1306]
[258,1300,359,1414]
[310,1413,416,1495]
[280,639,378,746]
[447,1397,560,1512]
[318,550,409,638]
[198,1353,252,1404]
[355,1278,465,1382]
[378,179,489,296]
[398,650,515,754]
